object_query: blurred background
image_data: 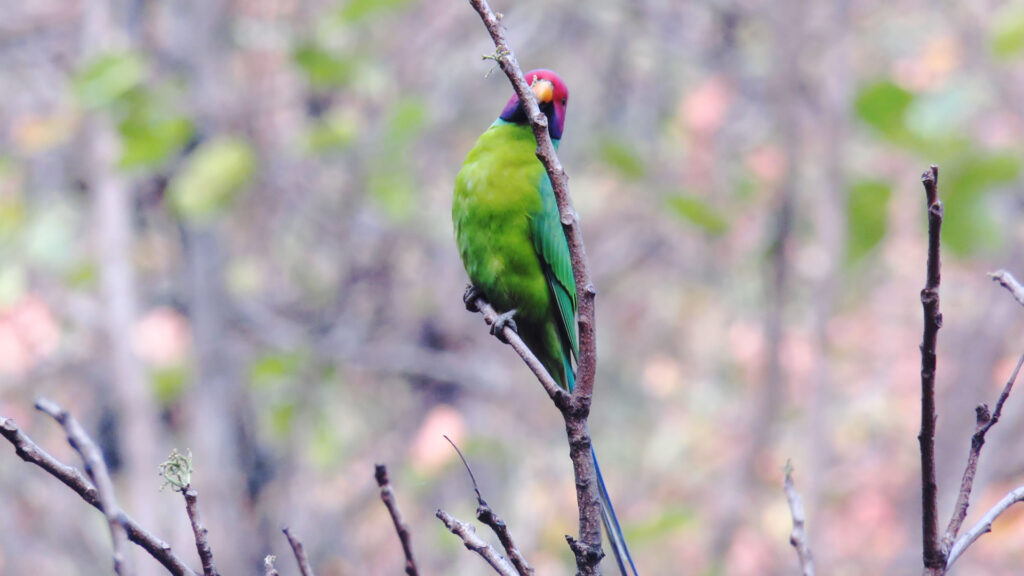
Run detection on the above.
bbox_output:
[2,0,1024,574]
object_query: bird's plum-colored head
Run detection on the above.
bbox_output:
[499,69,568,140]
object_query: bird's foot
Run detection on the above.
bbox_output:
[463,284,483,312]
[490,309,518,343]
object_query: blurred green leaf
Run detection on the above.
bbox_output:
[337,0,411,22]
[854,80,914,139]
[845,179,891,263]
[305,113,359,153]
[667,195,729,236]
[269,401,297,435]
[941,152,1021,256]
[625,505,696,543]
[369,169,415,220]
[599,138,645,180]
[24,203,77,270]
[992,7,1024,58]
[118,92,194,169]
[293,42,354,89]
[309,417,344,470]
[152,365,189,404]
[249,351,306,389]
[74,52,146,109]
[0,196,25,240]
[0,265,26,307]
[387,98,428,143]
[168,138,256,221]
[66,261,98,289]
[905,82,987,139]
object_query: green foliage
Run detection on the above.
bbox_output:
[369,170,415,220]
[74,52,192,171]
[293,42,354,89]
[599,138,646,180]
[904,83,987,139]
[269,401,297,436]
[667,195,729,236]
[367,97,429,220]
[168,138,256,221]
[117,91,194,170]
[152,365,189,404]
[845,180,891,263]
[65,262,98,289]
[0,265,25,307]
[337,0,411,23]
[387,98,428,143]
[309,415,345,470]
[23,202,77,271]
[854,80,915,141]
[249,351,306,389]
[854,76,1019,257]
[73,52,146,109]
[625,504,696,543]
[305,113,359,153]
[991,7,1024,58]
[0,196,24,241]
[941,152,1021,256]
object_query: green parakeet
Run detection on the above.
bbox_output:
[453,69,638,576]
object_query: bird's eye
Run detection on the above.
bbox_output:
[561,98,567,105]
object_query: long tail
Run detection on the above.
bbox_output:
[592,446,638,576]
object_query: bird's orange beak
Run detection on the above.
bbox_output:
[531,79,554,104]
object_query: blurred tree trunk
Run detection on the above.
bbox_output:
[172,0,262,572]
[710,0,803,566]
[807,0,850,536]
[83,2,161,575]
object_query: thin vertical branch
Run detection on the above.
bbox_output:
[919,165,945,573]
[36,398,132,576]
[465,2,604,571]
[375,464,420,576]
[183,489,219,576]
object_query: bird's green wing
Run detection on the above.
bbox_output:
[530,173,579,362]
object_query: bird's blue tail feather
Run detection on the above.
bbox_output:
[592,446,639,576]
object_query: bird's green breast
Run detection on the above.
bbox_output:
[453,121,551,323]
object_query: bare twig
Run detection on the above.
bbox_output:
[375,464,420,576]
[436,509,519,576]
[0,415,198,575]
[283,527,316,576]
[264,555,280,576]
[918,165,945,574]
[445,435,534,575]
[783,463,815,576]
[466,1,605,571]
[989,269,1024,308]
[946,485,1024,568]
[184,489,219,576]
[942,353,1024,553]
[36,397,132,576]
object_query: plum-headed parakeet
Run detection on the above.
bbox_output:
[453,69,638,576]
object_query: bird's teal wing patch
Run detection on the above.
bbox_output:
[530,173,579,361]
